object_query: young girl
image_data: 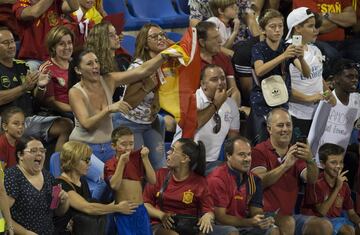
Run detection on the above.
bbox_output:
[0,106,25,169]
[248,9,309,144]
[286,7,334,137]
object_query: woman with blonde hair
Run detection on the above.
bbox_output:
[55,141,138,234]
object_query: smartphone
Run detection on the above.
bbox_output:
[292,35,302,46]
[296,136,307,144]
[50,184,62,209]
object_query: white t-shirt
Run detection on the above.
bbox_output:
[173,88,240,162]
[315,91,360,165]
[289,44,324,120]
[206,17,232,46]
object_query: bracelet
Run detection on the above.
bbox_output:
[37,85,46,91]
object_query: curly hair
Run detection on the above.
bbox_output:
[86,21,118,75]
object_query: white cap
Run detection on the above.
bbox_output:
[285,7,314,40]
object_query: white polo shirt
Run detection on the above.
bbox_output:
[173,88,240,162]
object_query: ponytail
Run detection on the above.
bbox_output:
[177,138,206,176]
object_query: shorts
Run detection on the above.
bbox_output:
[24,115,59,142]
[114,204,152,235]
[328,217,354,235]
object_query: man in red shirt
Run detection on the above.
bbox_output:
[13,0,79,70]
[292,0,359,78]
[207,136,279,235]
[251,108,332,235]
[302,143,360,235]
[196,21,241,107]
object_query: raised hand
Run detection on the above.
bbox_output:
[283,45,297,59]
[335,170,348,189]
[140,145,150,159]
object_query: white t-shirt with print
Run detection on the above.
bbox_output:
[289,44,324,120]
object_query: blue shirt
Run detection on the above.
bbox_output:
[251,40,292,116]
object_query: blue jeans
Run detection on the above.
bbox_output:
[112,113,166,170]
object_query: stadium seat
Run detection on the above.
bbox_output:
[49,152,61,177]
[175,0,190,15]
[103,0,150,31]
[121,35,136,57]
[127,0,189,28]
[166,31,183,42]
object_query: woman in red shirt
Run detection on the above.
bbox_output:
[143,138,214,235]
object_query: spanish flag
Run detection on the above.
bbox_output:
[159,27,201,138]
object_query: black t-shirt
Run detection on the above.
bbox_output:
[54,176,91,234]
[0,60,34,116]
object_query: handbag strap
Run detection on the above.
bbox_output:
[158,171,172,211]
[58,175,76,191]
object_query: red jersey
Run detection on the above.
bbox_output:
[302,172,353,217]
[201,52,235,77]
[104,150,144,181]
[207,163,263,218]
[143,168,213,224]
[39,59,69,104]
[251,139,307,215]
[0,134,17,168]
[13,0,63,60]
[293,0,352,41]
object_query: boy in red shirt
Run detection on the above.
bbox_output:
[302,143,360,235]
[104,126,156,235]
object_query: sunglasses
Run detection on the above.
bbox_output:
[213,112,221,134]
[81,157,91,164]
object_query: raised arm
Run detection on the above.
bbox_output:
[252,145,298,188]
[105,54,166,88]
[254,45,296,77]
[61,0,80,14]
[140,147,156,184]
[19,0,54,20]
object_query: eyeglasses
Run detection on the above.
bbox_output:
[24,147,47,155]
[0,39,15,47]
[81,157,91,164]
[168,146,186,156]
[147,32,167,41]
[213,112,221,134]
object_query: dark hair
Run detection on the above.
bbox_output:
[15,136,41,163]
[313,12,323,29]
[177,138,206,176]
[68,49,96,89]
[200,64,222,81]
[318,143,345,163]
[258,9,283,30]
[224,136,251,157]
[1,106,24,130]
[111,126,134,144]
[332,58,359,76]
[196,21,217,41]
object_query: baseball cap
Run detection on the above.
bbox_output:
[285,7,314,40]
